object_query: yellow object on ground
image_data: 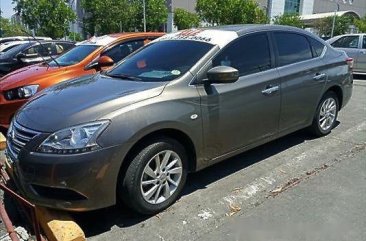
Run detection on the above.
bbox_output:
[0,133,6,151]
[36,207,86,241]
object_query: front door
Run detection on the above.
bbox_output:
[197,33,281,159]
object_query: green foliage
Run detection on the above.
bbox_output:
[13,0,76,39]
[0,18,27,37]
[82,0,167,35]
[81,0,139,35]
[315,15,354,37]
[273,13,304,28]
[145,0,168,31]
[196,0,267,25]
[68,32,83,41]
[354,15,366,33]
[174,8,200,30]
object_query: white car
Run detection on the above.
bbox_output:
[327,34,366,75]
[0,41,30,53]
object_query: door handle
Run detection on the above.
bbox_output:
[360,50,366,54]
[313,73,326,80]
[261,85,279,95]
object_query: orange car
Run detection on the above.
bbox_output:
[0,32,164,132]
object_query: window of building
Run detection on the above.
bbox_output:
[284,0,301,14]
[213,33,272,76]
[274,32,313,66]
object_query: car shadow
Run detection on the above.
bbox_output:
[71,127,323,237]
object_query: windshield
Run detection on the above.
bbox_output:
[49,45,100,67]
[106,40,214,82]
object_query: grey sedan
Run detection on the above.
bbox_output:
[6,25,353,215]
[327,33,366,74]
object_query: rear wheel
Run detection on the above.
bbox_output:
[310,91,339,137]
[119,138,187,215]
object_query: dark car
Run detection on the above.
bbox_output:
[0,40,75,76]
[5,25,353,215]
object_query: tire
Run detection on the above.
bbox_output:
[119,138,188,215]
[310,91,339,137]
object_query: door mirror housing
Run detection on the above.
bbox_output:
[15,53,26,61]
[98,56,114,68]
[207,66,239,84]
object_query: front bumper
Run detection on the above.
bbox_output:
[6,144,127,211]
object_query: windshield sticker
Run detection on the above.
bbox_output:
[139,70,172,78]
[77,35,117,46]
[156,29,238,48]
[171,70,181,76]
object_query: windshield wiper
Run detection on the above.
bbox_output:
[106,73,142,81]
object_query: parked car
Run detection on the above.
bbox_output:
[5,25,353,215]
[327,33,366,74]
[0,36,52,45]
[0,40,75,76]
[0,33,164,132]
[0,41,30,53]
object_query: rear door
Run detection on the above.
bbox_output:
[273,32,327,133]
[199,32,281,159]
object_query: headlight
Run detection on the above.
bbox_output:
[4,85,39,100]
[38,120,110,154]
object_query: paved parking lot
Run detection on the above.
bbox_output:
[1,76,365,241]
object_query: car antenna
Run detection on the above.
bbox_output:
[21,29,61,69]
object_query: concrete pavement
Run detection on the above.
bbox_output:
[204,148,366,241]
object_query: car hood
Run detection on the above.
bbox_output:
[0,64,65,90]
[16,74,166,132]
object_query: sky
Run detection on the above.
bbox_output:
[1,0,16,19]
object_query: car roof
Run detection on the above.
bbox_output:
[157,24,321,49]
[77,32,164,47]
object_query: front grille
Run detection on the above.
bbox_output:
[6,121,40,160]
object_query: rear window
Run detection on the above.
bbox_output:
[274,32,313,66]
[308,37,325,57]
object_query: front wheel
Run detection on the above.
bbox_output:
[310,91,339,137]
[119,138,188,215]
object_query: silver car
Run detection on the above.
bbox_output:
[6,25,353,215]
[327,33,366,74]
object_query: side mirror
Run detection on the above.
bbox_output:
[207,66,239,84]
[16,53,26,61]
[98,56,114,68]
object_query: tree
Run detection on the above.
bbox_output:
[196,0,267,26]
[354,15,366,33]
[13,0,76,39]
[174,8,200,30]
[81,0,139,36]
[315,15,354,37]
[145,0,168,31]
[273,13,304,28]
[0,17,27,37]
[82,0,167,35]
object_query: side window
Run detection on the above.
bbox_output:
[102,40,144,63]
[308,37,325,57]
[24,43,52,57]
[274,32,312,66]
[362,36,366,49]
[53,43,74,55]
[331,36,359,48]
[213,33,272,76]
